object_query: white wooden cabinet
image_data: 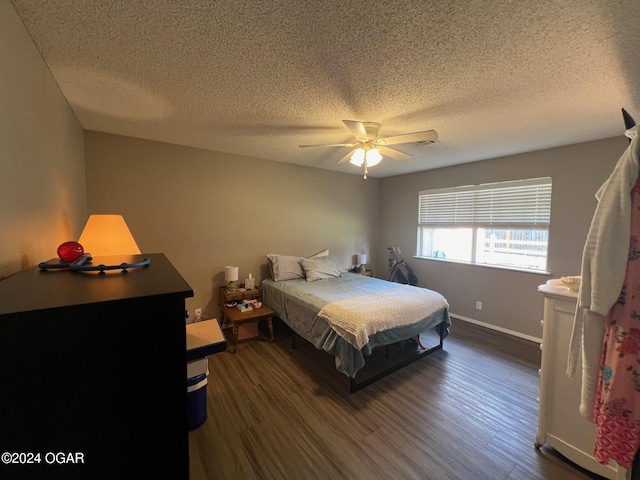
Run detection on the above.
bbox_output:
[537,283,629,480]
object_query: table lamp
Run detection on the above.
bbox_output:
[225,266,239,291]
[357,254,367,272]
[79,214,141,255]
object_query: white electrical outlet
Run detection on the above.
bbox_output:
[475,301,482,310]
[194,308,202,320]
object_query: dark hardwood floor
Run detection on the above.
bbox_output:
[189,318,606,480]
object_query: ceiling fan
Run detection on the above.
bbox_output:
[299,120,438,178]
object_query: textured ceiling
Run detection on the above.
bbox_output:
[10,0,640,178]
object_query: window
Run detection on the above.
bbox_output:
[417,177,552,271]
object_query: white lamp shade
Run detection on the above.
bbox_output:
[357,254,367,265]
[350,148,365,166]
[78,214,141,256]
[225,266,239,282]
[365,149,382,167]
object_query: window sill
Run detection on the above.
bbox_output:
[413,256,552,276]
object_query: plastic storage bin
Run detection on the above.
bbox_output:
[187,357,208,430]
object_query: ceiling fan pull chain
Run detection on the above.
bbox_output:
[364,159,368,179]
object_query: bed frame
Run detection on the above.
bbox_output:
[262,266,450,394]
[291,329,446,393]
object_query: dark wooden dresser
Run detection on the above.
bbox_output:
[0,253,193,479]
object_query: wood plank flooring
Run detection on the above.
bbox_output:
[188,319,606,480]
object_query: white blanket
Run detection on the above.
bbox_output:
[567,124,640,420]
[318,287,448,349]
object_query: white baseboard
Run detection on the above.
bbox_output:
[449,312,542,344]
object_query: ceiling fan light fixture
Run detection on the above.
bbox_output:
[365,148,382,167]
[300,120,438,178]
[350,148,365,166]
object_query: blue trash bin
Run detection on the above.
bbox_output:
[187,358,208,430]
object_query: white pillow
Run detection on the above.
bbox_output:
[300,255,343,282]
[267,254,305,282]
[266,249,330,281]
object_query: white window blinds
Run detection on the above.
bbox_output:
[418,177,552,227]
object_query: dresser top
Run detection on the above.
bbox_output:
[538,283,578,300]
[0,253,193,316]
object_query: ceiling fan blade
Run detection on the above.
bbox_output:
[378,130,438,145]
[378,146,412,161]
[337,150,355,164]
[299,143,355,148]
[342,120,369,141]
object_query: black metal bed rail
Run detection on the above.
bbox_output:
[290,328,445,394]
[348,334,444,393]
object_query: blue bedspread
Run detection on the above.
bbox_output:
[261,273,451,378]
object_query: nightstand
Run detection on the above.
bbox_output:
[219,286,275,353]
[350,269,373,277]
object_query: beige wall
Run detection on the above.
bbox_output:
[379,136,627,339]
[84,131,627,338]
[0,0,86,278]
[84,131,380,319]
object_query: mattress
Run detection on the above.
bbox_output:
[261,272,450,378]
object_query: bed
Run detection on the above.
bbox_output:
[261,253,451,392]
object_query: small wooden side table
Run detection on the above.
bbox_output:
[349,269,373,277]
[223,304,275,353]
[219,285,261,325]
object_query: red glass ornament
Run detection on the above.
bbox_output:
[57,241,84,263]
